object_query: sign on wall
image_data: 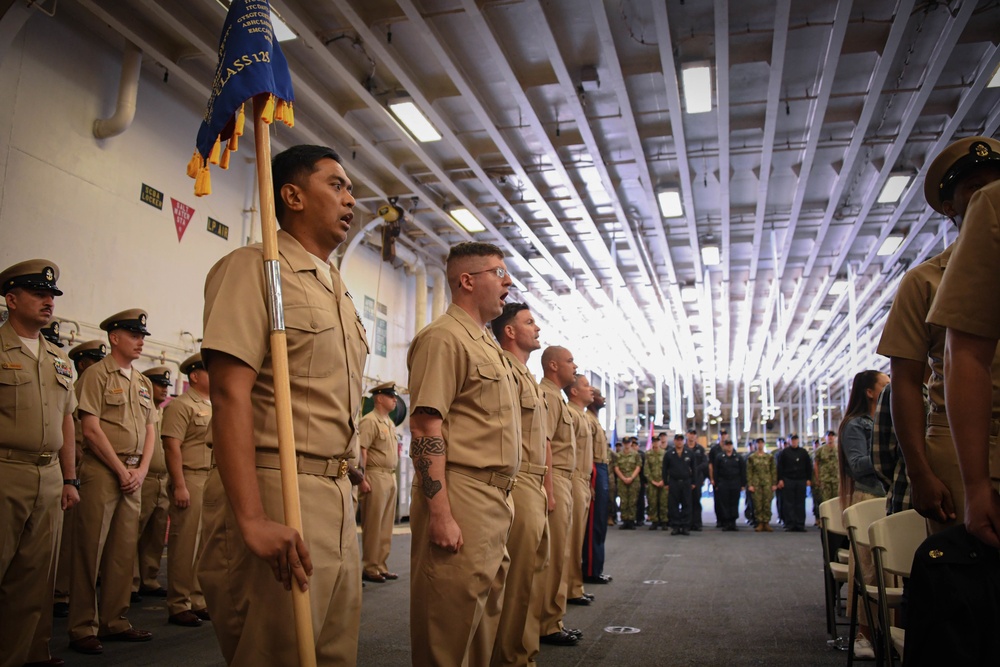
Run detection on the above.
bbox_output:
[207,217,229,240]
[374,317,387,357]
[363,295,375,320]
[140,183,163,210]
[170,198,195,242]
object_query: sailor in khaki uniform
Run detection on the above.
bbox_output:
[878,136,1000,533]
[132,366,172,601]
[69,308,156,653]
[0,260,79,667]
[407,241,521,666]
[565,374,595,606]
[358,381,400,583]
[53,340,108,619]
[490,302,550,666]
[161,353,212,628]
[926,138,1000,548]
[199,145,367,665]
[537,345,580,647]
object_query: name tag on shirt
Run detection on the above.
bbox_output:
[109,388,125,395]
[2,362,22,370]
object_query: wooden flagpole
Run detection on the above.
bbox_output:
[252,93,317,667]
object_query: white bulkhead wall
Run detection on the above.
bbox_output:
[0,10,421,388]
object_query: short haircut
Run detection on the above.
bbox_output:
[825,430,836,437]
[674,434,684,441]
[563,374,584,399]
[724,439,733,445]
[491,302,529,343]
[272,145,342,224]
[755,437,765,444]
[446,241,504,265]
[686,428,697,435]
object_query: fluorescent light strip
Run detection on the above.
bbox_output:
[877,234,905,256]
[681,64,712,114]
[989,63,1000,88]
[828,279,848,296]
[271,11,297,42]
[701,244,720,267]
[449,208,486,233]
[657,189,683,218]
[388,101,442,143]
[877,174,911,204]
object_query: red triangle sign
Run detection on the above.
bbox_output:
[170,198,195,242]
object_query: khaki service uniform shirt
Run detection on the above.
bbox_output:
[503,351,547,468]
[0,321,76,452]
[567,403,593,481]
[539,378,576,474]
[202,230,368,458]
[358,411,398,471]
[927,179,1000,479]
[407,304,520,475]
[148,406,167,473]
[161,389,212,471]
[77,354,155,455]
[878,244,1000,416]
[587,411,608,464]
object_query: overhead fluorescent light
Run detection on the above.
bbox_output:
[700,235,721,266]
[528,255,553,275]
[271,11,297,42]
[877,174,912,204]
[989,63,1000,88]
[828,279,848,295]
[681,63,712,114]
[877,233,905,256]
[657,188,683,218]
[388,99,442,142]
[681,284,699,302]
[814,309,833,321]
[449,208,485,233]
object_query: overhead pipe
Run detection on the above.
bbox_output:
[93,41,143,139]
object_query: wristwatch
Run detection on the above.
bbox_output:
[63,478,80,489]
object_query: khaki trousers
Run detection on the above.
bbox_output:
[491,471,548,666]
[133,471,169,592]
[565,475,591,599]
[410,469,513,667]
[199,468,361,666]
[68,454,141,640]
[0,459,62,667]
[53,503,76,603]
[167,468,210,615]
[537,473,573,636]
[360,467,397,576]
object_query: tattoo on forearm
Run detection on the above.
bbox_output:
[411,436,446,499]
[410,436,446,457]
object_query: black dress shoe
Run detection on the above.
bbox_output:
[23,658,65,666]
[540,630,578,646]
[566,596,591,606]
[130,591,143,603]
[563,627,583,639]
[670,528,681,535]
[192,608,212,621]
[69,636,104,654]
[691,525,703,532]
[169,611,202,628]
[382,572,399,580]
[53,602,69,618]
[583,574,612,584]
[102,628,153,642]
[582,593,595,601]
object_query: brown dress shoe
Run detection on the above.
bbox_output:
[102,627,153,642]
[381,572,399,580]
[23,658,65,666]
[169,610,203,627]
[69,636,104,654]
[362,571,386,583]
[192,608,212,621]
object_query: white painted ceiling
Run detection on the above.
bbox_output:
[69,0,1000,429]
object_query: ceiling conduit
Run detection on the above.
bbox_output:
[93,41,142,139]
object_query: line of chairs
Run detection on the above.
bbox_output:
[819,497,929,666]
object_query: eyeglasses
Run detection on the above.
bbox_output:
[467,266,509,279]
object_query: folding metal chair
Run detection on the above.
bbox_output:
[842,498,886,666]
[819,498,850,641]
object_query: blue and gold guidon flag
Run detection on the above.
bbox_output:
[188,0,295,196]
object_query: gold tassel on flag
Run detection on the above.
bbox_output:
[261,94,276,124]
[220,147,231,170]
[195,166,211,196]
[186,150,201,179]
[209,137,222,165]
[235,103,246,136]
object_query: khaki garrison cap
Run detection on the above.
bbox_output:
[924,136,1000,214]
[0,259,63,296]
[370,381,397,397]
[143,366,172,386]
[100,309,151,336]
[41,320,64,348]
[69,340,108,362]
[180,353,205,375]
